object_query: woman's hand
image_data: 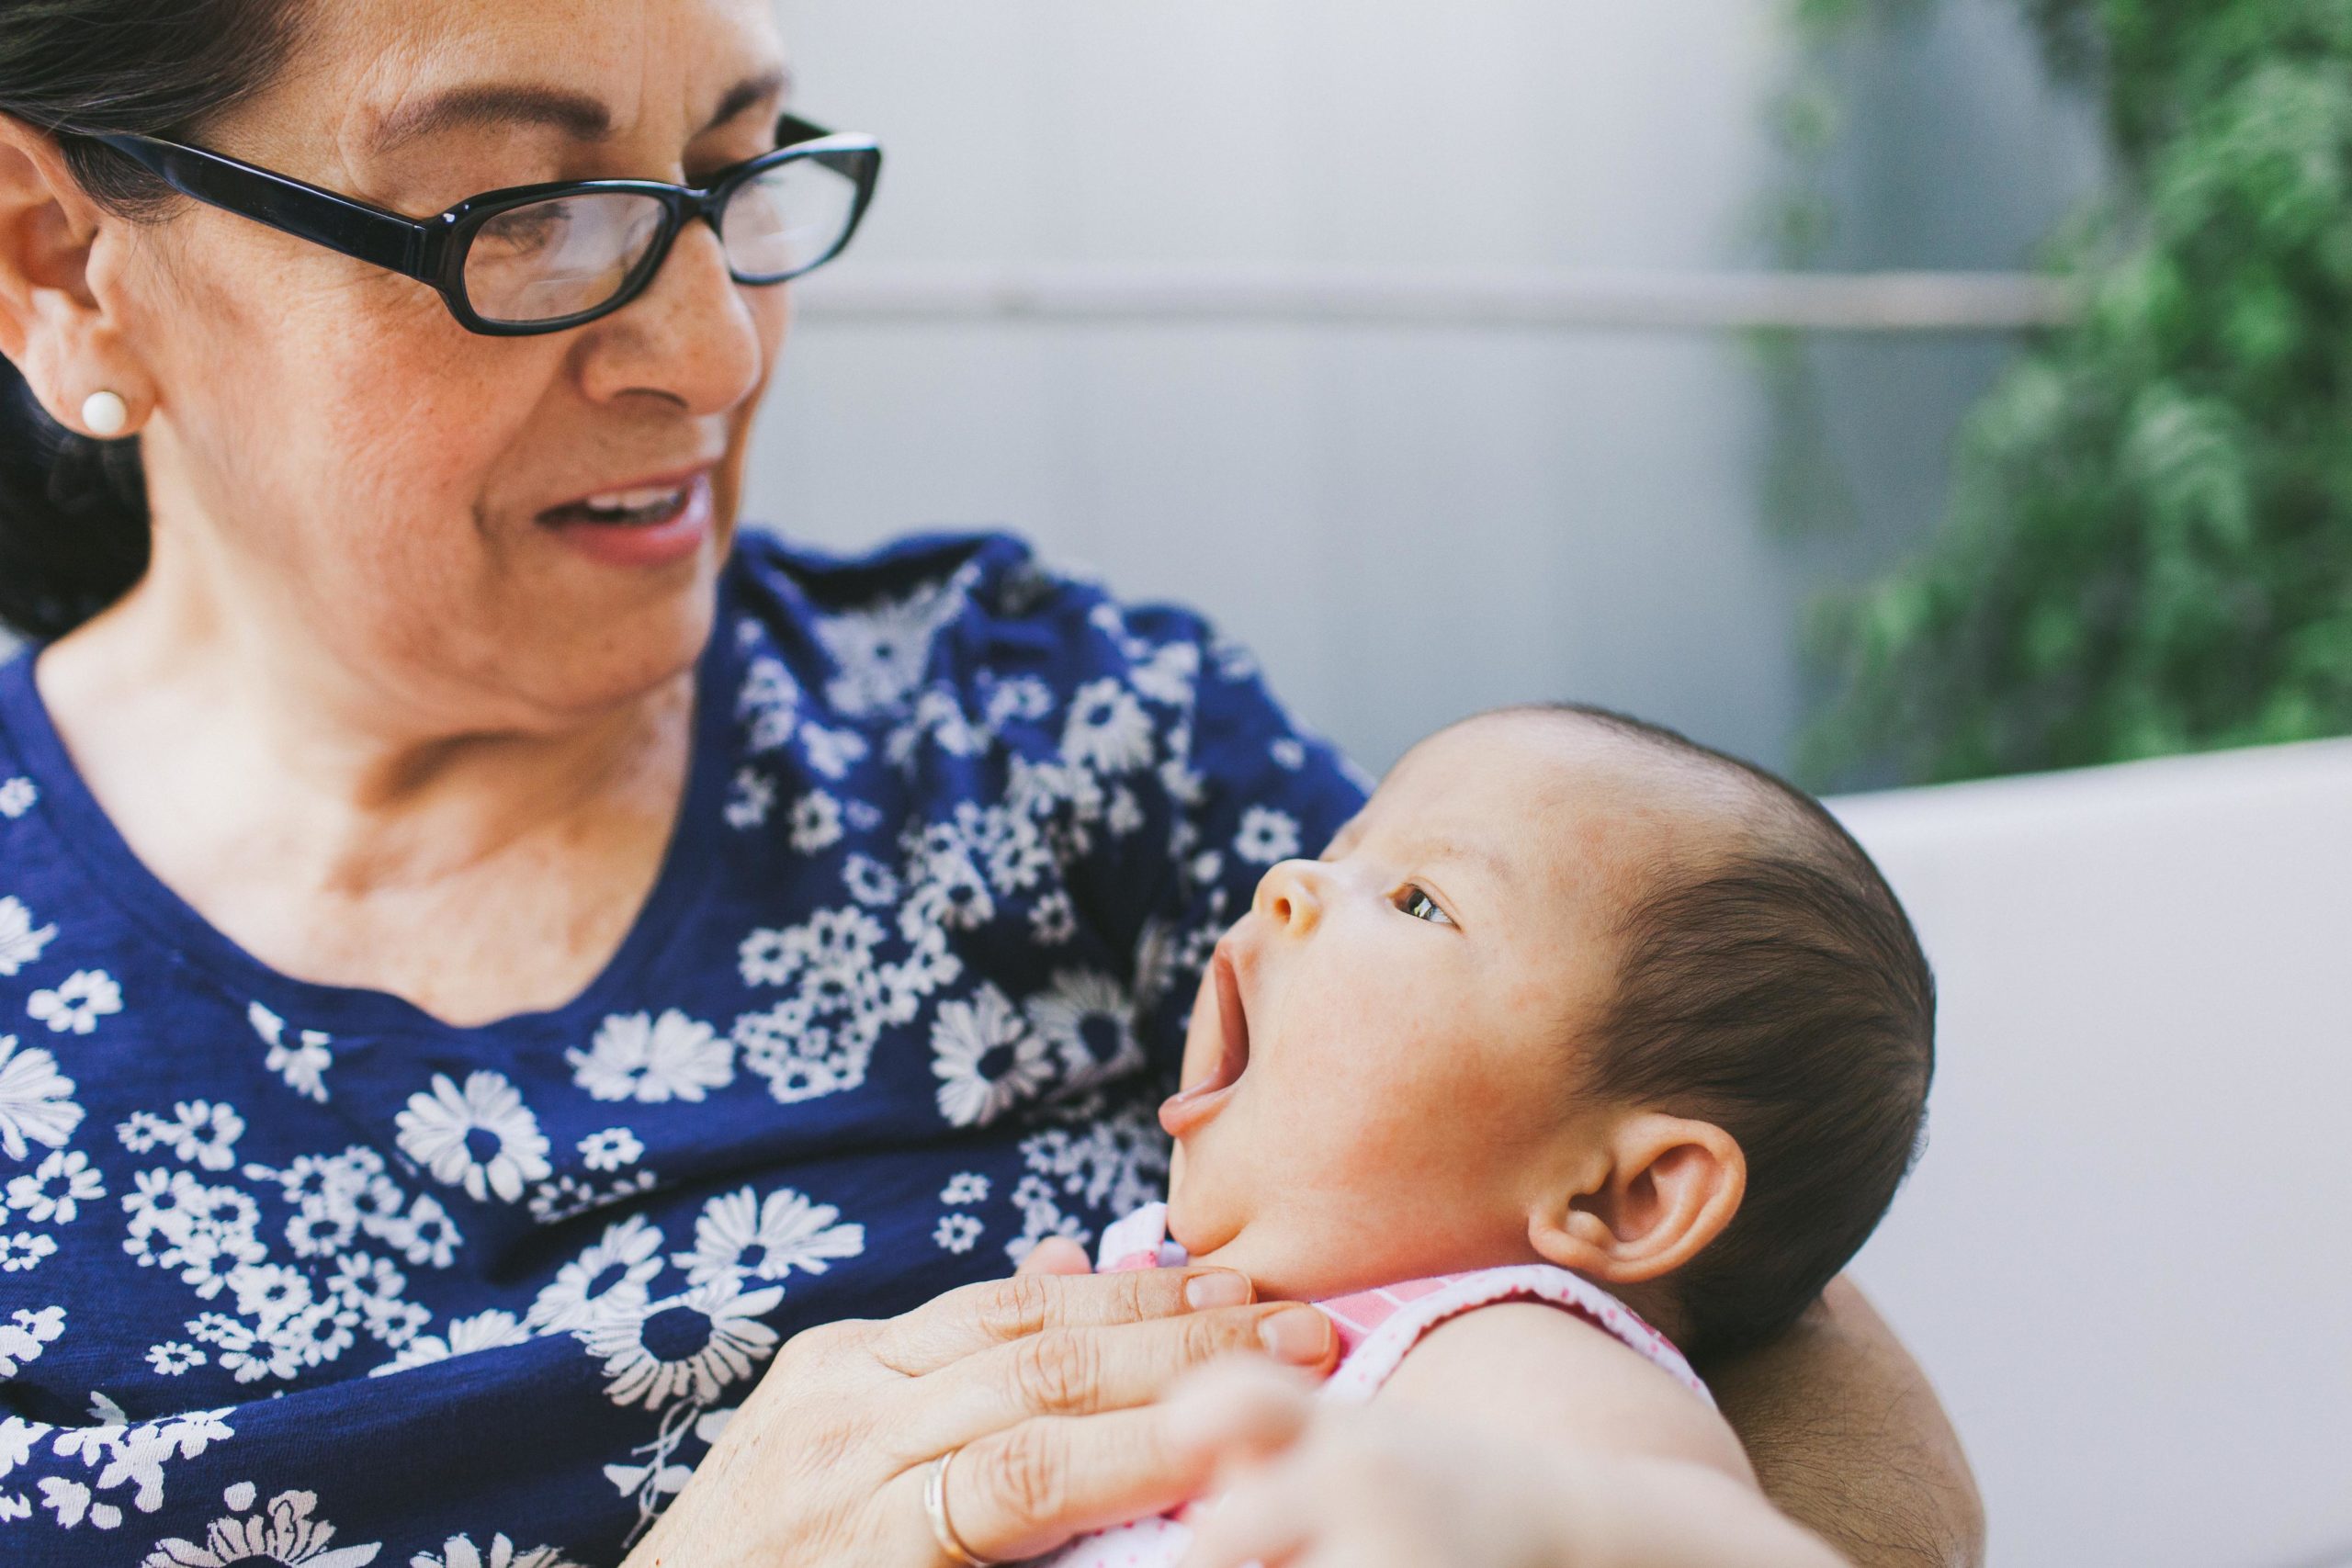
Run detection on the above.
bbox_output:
[1166,1361,1850,1568]
[621,1251,1339,1567]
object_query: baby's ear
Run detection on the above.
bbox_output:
[1527,1114,1745,1285]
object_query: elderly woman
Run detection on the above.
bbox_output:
[0,3,1980,1565]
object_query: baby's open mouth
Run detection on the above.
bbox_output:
[1160,945,1252,1137]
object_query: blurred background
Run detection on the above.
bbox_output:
[757,0,2107,781]
[761,5,2352,1566]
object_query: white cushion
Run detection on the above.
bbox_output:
[1833,740,2352,1568]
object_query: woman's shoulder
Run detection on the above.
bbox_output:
[714,525,1351,782]
[724,525,1233,661]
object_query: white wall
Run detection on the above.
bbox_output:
[752,0,2099,776]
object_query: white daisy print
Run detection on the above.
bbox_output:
[0,1033,82,1159]
[1106,787,1145,838]
[1270,737,1307,771]
[121,1168,266,1293]
[732,1009,876,1107]
[582,1275,785,1410]
[1159,751,1206,809]
[394,1071,551,1204]
[673,1185,865,1288]
[1026,970,1145,1089]
[568,1010,734,1105]
[0,1303,63,1376]
[249,1002,334,1104]
[941,1171,990,1205]
[930,985,1054,1129]
[797,722,869,780]
[1028,892,1078,947]
[1212,636,1261,681]
[27,967,120,1034]
[841,852,900,907]
[577,1127,644,1172]
[40,1393,233,1529]
[0,776,35,818]
[0,895,56,976]
[1060,679,1154,774]
[413,1533,582,1568]
[140,1482,380,1568]
[525,1213,666,1334]
[152,1100,246,1171]
[815,576,965,716]
[904,851,993,932]
[0,1231,57,1270]
[371,1309,530,1375]
[737,655,801,719]
[6,1147,103,1224]
[788,790,844,854]
[723,768,776,831]
[984,676,1054,727]
[147,1340,207,1376]
[737,657,801,755]
[738,906,885,991]
[933,1213,982,1254]
[1128,640,1202,705]
[1233,806,1301,865]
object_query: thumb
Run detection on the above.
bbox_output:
[1015,1235,1094,1277]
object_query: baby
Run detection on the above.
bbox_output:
[1037,702,1934,1567]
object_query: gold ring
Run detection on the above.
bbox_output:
[924,1448,999,1567]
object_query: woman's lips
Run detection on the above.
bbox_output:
[1160,945,1252,1138]
[537,471,714,570]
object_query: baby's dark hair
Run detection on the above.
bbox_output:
[1515,704,1935,1360]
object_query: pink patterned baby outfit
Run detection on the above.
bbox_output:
[1034,1205,1713,1568]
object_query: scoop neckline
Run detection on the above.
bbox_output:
[0,581,741,1042]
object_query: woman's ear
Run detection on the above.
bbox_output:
[1527,1113,1746,1285]
[0,112,148,431]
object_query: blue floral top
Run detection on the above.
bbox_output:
[0,530,1364,1568]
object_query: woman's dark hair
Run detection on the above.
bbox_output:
[0,0,303,639]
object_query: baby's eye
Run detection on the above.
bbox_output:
[1396,886,1455,927]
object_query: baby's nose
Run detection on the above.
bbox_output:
[1254,859,1327,935]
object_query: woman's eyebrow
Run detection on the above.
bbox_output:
[369,67,791,154]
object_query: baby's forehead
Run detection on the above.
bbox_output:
[1362,710,1758,871]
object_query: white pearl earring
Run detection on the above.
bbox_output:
[80,390,130,438]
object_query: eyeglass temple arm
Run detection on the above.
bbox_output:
[90,134,432,279]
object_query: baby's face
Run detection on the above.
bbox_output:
[1162,711,1724,1300]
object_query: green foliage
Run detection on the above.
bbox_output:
[1805,0,2352,784]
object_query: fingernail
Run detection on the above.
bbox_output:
[1184,1271,1252,1310]
[1260,1307,1331,1364]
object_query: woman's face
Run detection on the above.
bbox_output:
[112,0,795,728]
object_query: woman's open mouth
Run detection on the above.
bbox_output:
[1160,944,1253,1137]
[537,469,715,569]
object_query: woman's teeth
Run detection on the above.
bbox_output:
[557,484,689,525]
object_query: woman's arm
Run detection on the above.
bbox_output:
[1700,1278,1984,1568]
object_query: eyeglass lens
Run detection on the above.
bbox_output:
[461,152,865,325]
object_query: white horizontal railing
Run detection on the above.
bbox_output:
[791,265,2077,333]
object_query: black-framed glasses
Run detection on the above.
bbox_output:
[88,114,881,336]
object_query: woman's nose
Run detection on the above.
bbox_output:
[1253,859,1328,936]
[576,220,766,414]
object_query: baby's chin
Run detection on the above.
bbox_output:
[1167,1208,1356,1304]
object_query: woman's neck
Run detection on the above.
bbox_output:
[32,570,700,1023]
